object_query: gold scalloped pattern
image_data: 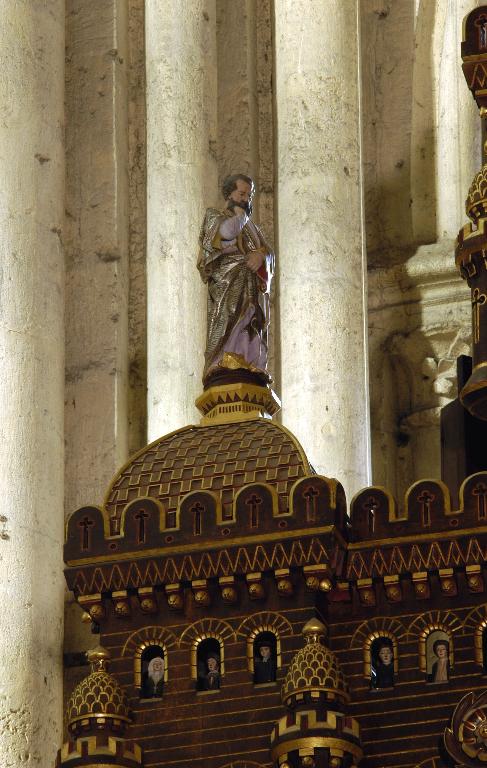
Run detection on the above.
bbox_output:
[466,164,487,222]
[281,641,348,703]
[67,668,130,725]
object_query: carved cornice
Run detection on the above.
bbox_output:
[66,534,341,596]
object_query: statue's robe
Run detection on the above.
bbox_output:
[197,207,274,380]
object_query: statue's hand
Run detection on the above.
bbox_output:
[246,249,265,273]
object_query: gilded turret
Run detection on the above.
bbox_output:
[270,619,362,768]
[281,619,349,708]
[66,646,131,736]
[55,647,142,768]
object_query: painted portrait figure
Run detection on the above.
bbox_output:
[370,638,395,689]
[141,653,165,698]
[426,631,451,683]
[253,636,277,684]
[199,654,220,691]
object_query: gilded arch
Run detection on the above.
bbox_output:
[179,618,236,680]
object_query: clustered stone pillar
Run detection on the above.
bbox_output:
[274,0,370,499]
[0,2,65,767]
[146,0,218,440]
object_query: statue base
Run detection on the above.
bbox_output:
[195,376,281,425]
[203,366,271,390]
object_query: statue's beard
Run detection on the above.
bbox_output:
[228,199,252,216]
[150,670,163,684]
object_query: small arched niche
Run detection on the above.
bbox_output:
[474,619,487,673]
[196,637,222,691]
[139,644,167,699]
[252,631,278,685]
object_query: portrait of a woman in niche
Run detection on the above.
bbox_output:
[426,632,451,683]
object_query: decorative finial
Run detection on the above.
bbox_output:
[302,618,327,644]
[86,644,110,670]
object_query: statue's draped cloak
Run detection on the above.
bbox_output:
[198,208,274,378]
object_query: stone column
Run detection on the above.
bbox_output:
[435,0,480,239]
[0,3,65,767]
[411,0,481,243]
[216,0,259,181]
[275,0,370,500]
[216,0,277,377]
[65,0,130,514]
[146,1,218,440]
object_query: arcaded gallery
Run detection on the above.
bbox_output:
[2,2,487,768]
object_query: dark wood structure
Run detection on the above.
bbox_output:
[58,412,487,768]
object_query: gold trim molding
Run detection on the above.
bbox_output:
[271,737,363,762]
[195,382,281,425]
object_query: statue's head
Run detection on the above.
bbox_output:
[148,656,164,679]
[222,173,255,215]
[206,655,219,672]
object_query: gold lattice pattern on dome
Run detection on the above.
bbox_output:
[104,420,310,521]
[466,164,487,222]
[282,642,348,705]
[66,668,130,730]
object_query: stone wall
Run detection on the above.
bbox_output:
[361,0,479,499]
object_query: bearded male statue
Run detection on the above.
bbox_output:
[197,173,274,386]
[141,655,165,698]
